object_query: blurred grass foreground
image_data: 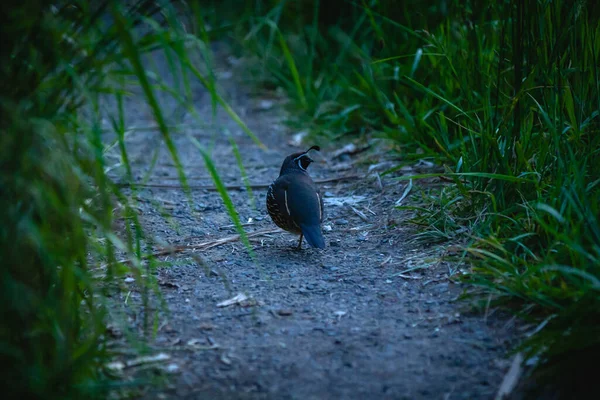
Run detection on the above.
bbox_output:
[0,0,245,398]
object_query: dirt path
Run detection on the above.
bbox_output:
[112,43,515,400]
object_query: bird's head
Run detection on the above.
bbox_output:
[279,145,321,176]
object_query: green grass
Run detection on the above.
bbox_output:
[0,0,261,397]
[215,0,600,393]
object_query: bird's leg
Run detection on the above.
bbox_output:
[296,233,303,250]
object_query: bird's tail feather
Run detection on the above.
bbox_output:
[300,224,325,249]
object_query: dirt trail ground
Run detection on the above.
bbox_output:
[112,43,516,400]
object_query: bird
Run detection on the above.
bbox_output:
[266,145,325,250]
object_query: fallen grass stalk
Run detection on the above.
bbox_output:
[114,228,282,266]
[116,174,361,190]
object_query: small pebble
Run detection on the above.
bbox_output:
[165,363,179,373]
[357,235,368,242]
[258,99,274,110]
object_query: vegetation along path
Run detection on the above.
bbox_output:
[112,42,516,400]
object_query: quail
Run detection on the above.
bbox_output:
[266,145,325,249]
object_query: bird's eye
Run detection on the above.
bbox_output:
[296,155,312,170]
